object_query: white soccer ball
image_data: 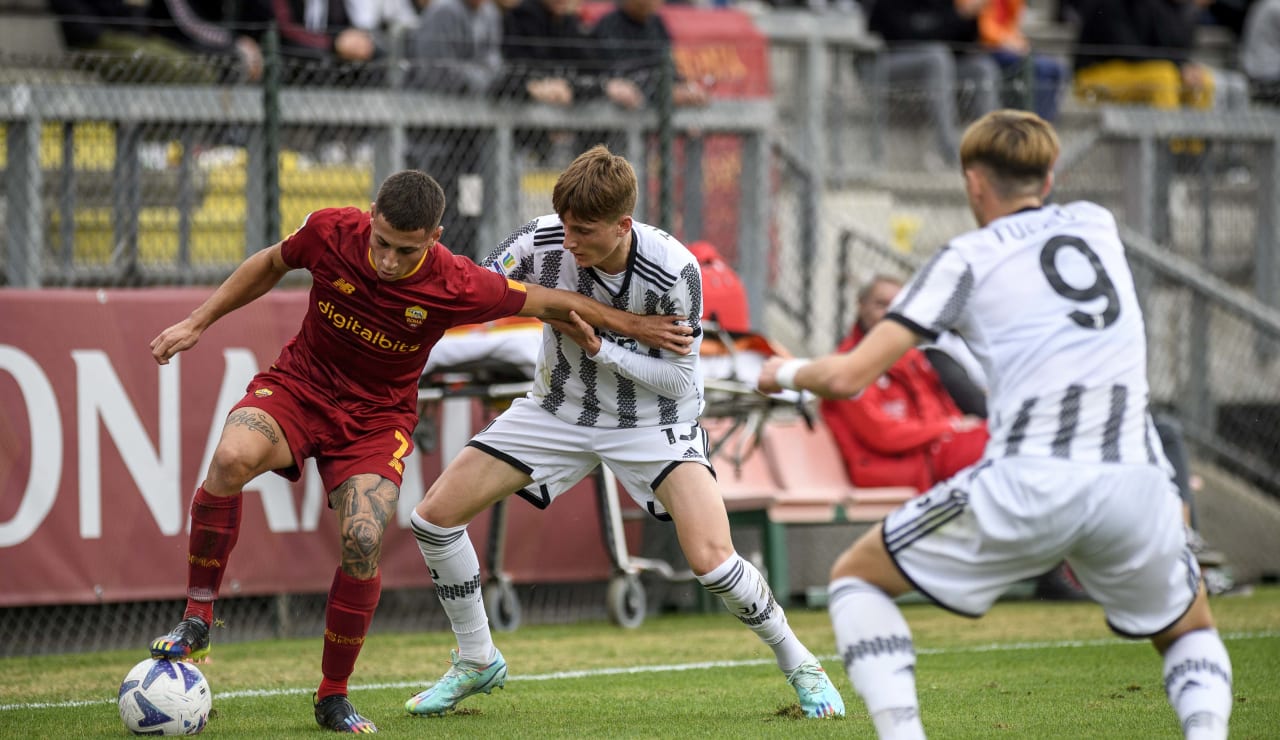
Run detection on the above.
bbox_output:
[118,658,212,736]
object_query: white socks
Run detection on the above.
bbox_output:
[696,553,812,674]
[410,511,495,665]
[1163,629,1232,740]
[829,576,924,740]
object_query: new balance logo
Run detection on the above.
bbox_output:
[332,278,356,295]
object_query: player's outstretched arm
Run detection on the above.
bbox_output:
[150,244,293,365]
[517,283,692,354]
[547,310,696,398]
[758,320,919,398]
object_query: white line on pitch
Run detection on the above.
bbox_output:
[3,630,1276,712]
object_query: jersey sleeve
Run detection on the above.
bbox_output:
[589,337,698,398]
[481,218,540,282]
[452,255,530,325]
[887,245,974,341]
[279,209,340,269]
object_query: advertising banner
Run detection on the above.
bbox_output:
[0,289,630,607]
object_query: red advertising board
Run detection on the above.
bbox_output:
[580,3,772,98]
[0,289,635,607]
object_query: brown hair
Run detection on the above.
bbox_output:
[959,109,1059,199]
[552,144,638,223]
[375,170,446,233]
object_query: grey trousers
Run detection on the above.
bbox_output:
[866,43,1001,164]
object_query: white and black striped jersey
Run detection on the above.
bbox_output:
[482,215,704,428]
[888,201,1164,465]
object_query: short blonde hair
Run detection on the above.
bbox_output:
[959,109,1059,199]
[552,144,638,223]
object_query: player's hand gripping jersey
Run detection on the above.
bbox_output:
[888,202,1161,464]
[273,207,528,427]
[484,216,704,428]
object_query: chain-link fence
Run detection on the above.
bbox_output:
[3,11,1280,654]
[2,17,772,285]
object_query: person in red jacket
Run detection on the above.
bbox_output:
[820,275,988,492]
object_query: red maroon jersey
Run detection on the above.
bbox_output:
[273,207,528,425]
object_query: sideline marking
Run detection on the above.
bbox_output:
[5,630,1275,712]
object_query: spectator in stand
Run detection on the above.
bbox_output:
[1073,0,1251,158]
[144,0,264,81]
[864,0,1001,167]
[405,0,504,257]
[977,0,1066,121]
[240,0,379,85]
[500,0,599,163]
[408,0,502,94]
[1240,0,1280,102]
[500,0,596,105]
[51,0,261,83]
[347,0,420,35]
[819,275,988,493]
[589,0,708,110]
[1072,0,1227,112]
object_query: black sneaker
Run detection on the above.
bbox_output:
[314,693,378,733]
[150,616,210,661]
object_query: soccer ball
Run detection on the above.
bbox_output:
[118,658,211,736]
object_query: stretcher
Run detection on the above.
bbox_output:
[416,318,804,631]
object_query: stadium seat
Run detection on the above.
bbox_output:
[703,416,783,514]
[703,411,915,604]
[760,414,915,523]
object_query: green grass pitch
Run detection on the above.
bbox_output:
[2,587,1277,738]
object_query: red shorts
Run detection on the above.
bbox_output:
[231,372,415,496]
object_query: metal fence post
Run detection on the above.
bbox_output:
[262,23,282,248]
[628,124,646,220]
[4,96,42,287]
[1124,135,1158,241]
[177,130,195,279]
[738,131,768,331]
[58,122,75,275]
[800,31,827,348]
[492,122,517,242]
[113,122,141,284]
[375,24,407,183]
[244,128,266,254]
[1257,137,1280,360]
[682,135,703,243]
[657,53,675,232]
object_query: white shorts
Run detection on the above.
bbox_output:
[469,397,712,519]
[884,457,1199,637]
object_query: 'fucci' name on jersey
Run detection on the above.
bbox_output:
[317,299,422,353]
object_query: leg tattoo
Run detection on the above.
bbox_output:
[331,477,399,580]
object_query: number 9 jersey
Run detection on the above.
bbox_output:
[887,201,1161,466]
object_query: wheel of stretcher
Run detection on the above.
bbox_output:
[486,579,522,632]
[606,573,646,629]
